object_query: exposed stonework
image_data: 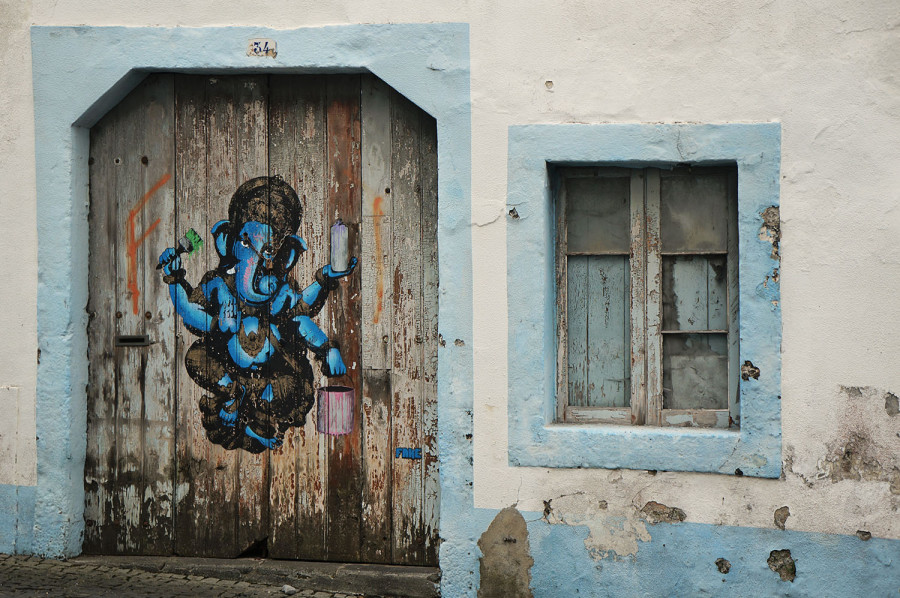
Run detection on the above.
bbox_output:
[886,393,899,417]
[774,506,790,530]
[715,558,731,574]
[740,361,760,381]
[640,502,686,525]
[478,507,533,598]
[767,549,796,582]
[758,206,781,261]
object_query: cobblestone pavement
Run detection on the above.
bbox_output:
[0,555,366,598]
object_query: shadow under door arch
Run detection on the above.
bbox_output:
[83,73,439,565]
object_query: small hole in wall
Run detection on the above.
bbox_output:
[114,158,121,165]
[734,468,744,476]
[141,156,149,165]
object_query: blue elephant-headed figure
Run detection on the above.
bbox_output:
[159,176,356,453]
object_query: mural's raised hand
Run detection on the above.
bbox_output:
[158,247,182,276]
[323,256,358,279]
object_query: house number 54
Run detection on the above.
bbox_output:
[247,38,277,58]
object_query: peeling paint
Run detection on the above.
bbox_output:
[758,206,781,261]
[767,549,796,582]
[543,493,651,560]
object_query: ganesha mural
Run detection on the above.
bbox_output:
[158,176,355,453]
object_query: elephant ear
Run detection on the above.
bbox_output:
[211,220,231,258]
[274,235,307,273]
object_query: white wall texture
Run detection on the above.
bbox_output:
[2,0,899,542]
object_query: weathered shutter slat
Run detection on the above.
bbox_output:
[566,256,589,407]
[586,256,630,408]
[324,74,364,563]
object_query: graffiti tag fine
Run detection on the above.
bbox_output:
[395,447,423,459]
[127,173,170,315]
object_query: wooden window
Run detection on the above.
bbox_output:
[556,165,739,428]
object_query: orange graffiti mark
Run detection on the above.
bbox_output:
[372,195,385,324]
[127,173,171,315]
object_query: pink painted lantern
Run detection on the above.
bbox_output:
[316,385,355,435]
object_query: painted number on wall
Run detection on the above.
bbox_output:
[247,39,277,58]
[395,447,422,460]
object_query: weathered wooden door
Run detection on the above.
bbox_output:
[84,73,439,565]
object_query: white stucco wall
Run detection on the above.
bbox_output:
[2,0,899,546]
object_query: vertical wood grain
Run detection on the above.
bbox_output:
[136,74,176,555]
[566,257,589,407]
[390,90,425,565]
[419,109,440,567]
[644,169,663,426]
[360,75,393,563]
[267,74,329,559]
[324,75,364,562]
[84,89,120,555]
[629,170,648,425]
[586,257,629,408]
[174,75,223,556]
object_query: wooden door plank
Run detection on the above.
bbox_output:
[84,95,121,555]
[135,74,177,555]
[419,110,440,567]
[208,75,271,555]
[112,77,151,555]
[174,74,224,557]
[232,75,271,556]
[267,74,329,559]
[359,75,393,564]
[324,74,364,562]
[361,75,394,371]
[389,90,425,565]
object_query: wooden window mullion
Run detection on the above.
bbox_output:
[556,176,569,422]
[629,170,647,425]
[645,168,663,426]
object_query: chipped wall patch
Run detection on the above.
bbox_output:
[758,206,781,261]
[478,507,534,598]
[774,506,790,530]
[767,549,796,582]
[543,493,651,560]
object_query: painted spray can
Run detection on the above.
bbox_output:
[316,385,355,435]
[331,218,349,272]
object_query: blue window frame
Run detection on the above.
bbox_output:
[507,124,781,477]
